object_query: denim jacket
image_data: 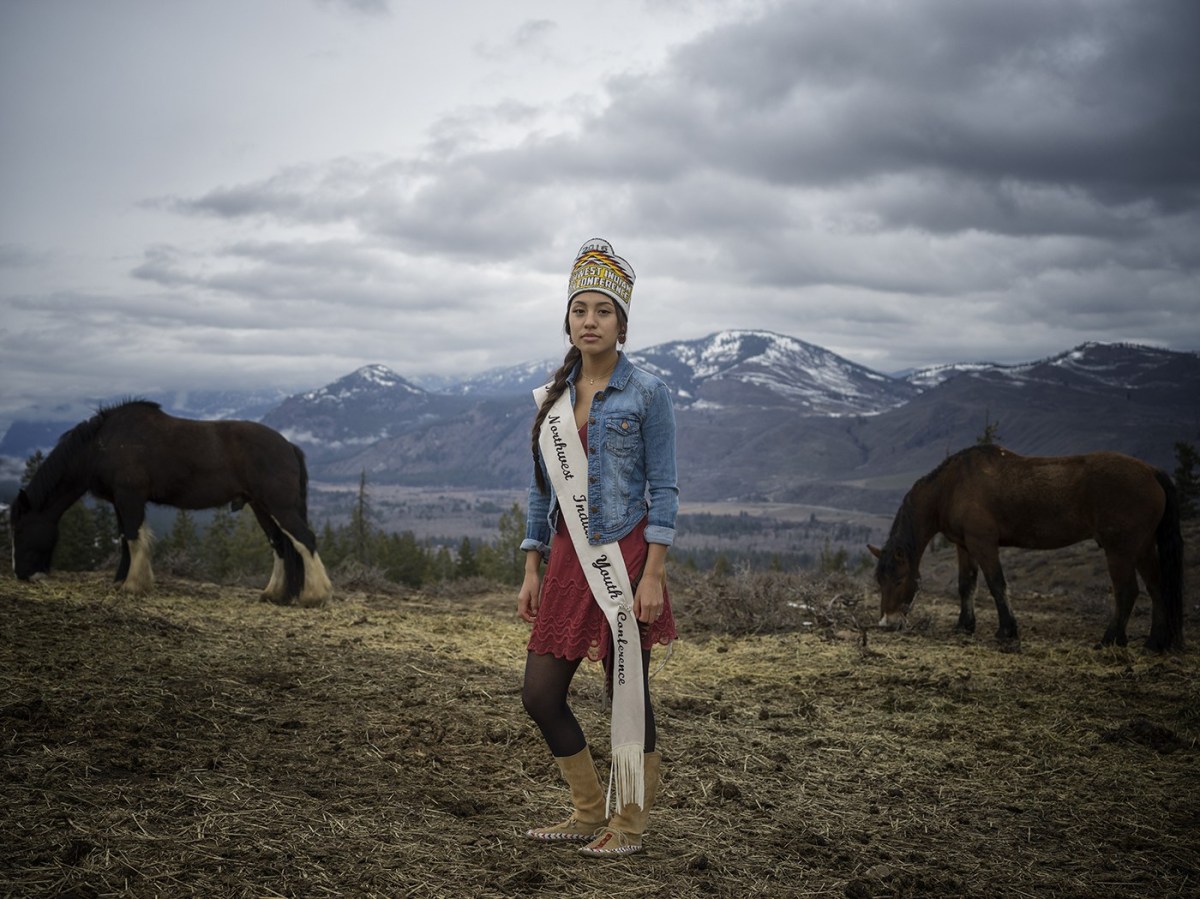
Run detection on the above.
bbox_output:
[521,352,678,556]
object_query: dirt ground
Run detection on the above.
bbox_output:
[3,525,1199,899]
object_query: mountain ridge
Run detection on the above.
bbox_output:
[3,334,1196,515]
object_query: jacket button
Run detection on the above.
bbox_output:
[590,506,598,514]
[589,417,595,424]
[621,421,629,430]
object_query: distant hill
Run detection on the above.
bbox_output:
[3,336,1196,515]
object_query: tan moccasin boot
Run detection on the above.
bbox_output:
[580,751,661,857]
[527,746,607,842]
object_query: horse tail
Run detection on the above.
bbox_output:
[292,443,310,515]
[1153,469,1185,650]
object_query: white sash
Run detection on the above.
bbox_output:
[535,384,645,812]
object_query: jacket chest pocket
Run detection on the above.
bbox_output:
[604,416,642,457]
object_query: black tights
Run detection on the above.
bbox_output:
[522,643,658,758]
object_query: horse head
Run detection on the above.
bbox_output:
[10,489,58,580]
[868,541,919,630]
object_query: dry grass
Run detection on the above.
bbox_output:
[2,524,1199,898]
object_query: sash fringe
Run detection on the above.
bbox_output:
[608,743,646,815]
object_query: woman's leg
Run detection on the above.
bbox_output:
[640,643,658,752]
[524,651,608,841]
[522,651,586,756]
[605,635,658,751]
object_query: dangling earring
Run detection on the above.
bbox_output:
[619,331,627,343]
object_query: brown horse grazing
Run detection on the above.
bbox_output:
[868,445,1184,651]
[10,400,333,607]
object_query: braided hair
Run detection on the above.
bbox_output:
[530,306,628,494]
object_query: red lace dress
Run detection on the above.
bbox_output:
[527,429,677,662]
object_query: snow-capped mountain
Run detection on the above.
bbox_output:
[266,336,1196,506]
[905,342,1191,393]
[422,359,558,398]
[422,330,918,414]
[631,330,918,414]
[903,361,1001,390]
[260,364,471,459]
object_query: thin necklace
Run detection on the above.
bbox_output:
[585,361,617,386]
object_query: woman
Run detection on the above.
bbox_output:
[518,238,678,858]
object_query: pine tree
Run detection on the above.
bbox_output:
[158,509,200,577]
[818,540,849,573]
[349,470,372,564]
[382,530,427,587]
[456,536,479,579]
[228,508,271,579]
[496,502,526,585]
[92,503,119,568]
[164,509,199,556]
[431,545,455,582]
[202,506,237,581]
[478,502,526,585]
[319,520,348,570]
[976,412,1002,446]
[52,500,98,571]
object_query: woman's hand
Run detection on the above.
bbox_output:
[517,550,543,623]
[633,543,668,623]
[634,575,664,624]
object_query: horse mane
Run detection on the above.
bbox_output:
[879,444,1009,574]
[913,443,1006,489]
[24,399,163,510]
[101,398,162,414]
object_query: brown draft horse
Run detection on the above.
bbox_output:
[868,445,1184,650]
[10,400,333,607]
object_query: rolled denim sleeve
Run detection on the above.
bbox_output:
[642,380,678,546]
[520,460,553,556]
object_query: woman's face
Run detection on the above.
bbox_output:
[567,291,623,354]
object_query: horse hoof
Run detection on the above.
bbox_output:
[1143,636,1175,653]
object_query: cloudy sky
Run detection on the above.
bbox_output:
[2,0,1198,421]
